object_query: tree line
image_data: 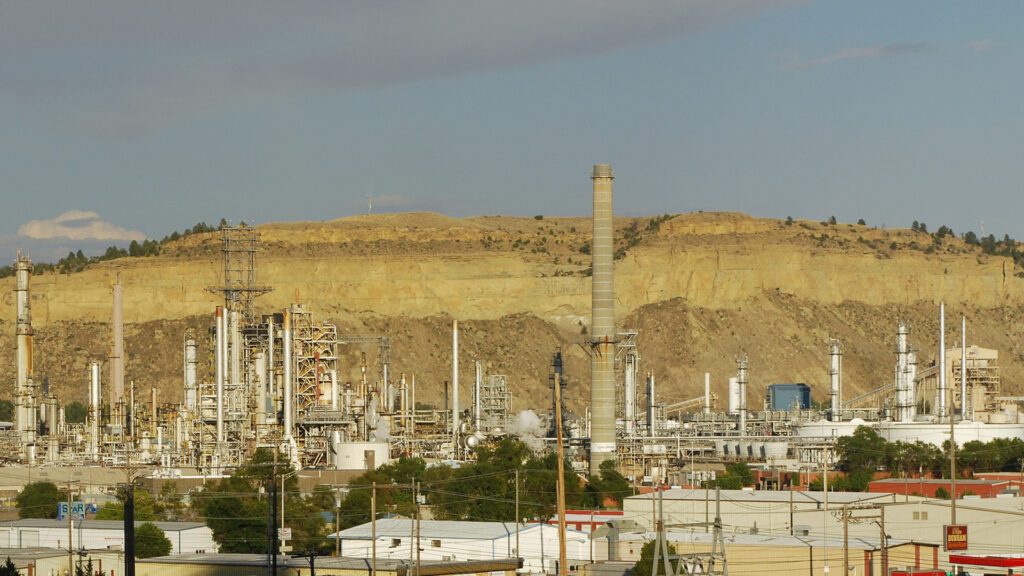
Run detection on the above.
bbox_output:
[0,220,222,278]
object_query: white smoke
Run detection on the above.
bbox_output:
[372,416,391,442]
[509,409,545,452]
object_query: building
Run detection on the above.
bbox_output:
[0,548,122,576]
[0,519,217,554]
[542,510,624,533]
[611,531,938,576]
[330,518,605,574]
[622,488,1024,572]
[136,553,520,576]
[868,478,1011,499]
[623,488,900,533]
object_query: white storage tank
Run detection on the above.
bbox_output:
[728,377,740,415]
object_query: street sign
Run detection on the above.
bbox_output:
[57,502,86,520]
[280,527,292,540]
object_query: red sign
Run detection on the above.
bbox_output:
[945,524,968,551]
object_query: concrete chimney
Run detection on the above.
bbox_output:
[590,164,616,470]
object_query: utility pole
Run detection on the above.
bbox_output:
[554,373,567,576]
[950,380,958,525]
[270,476,278,576]
[512,467,520,557]
[67,483,73,576]
[842,505,849,576]
[371,483,377,576]
[415,482,421,576]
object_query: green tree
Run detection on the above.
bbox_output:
[705,462,754,490]
[74,559,105,576]
[192,448,328,555]
[95,487,160,521]
[16,482,62,519]
[0,400,13,422]
[134,523,172,558]
[583,460,631,508]
[64,401,87,424]
[632,539,677,576]
[1,557,20,576]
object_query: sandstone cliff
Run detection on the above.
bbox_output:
[2,212,1022,414]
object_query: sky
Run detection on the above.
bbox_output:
[2,1,1022,262]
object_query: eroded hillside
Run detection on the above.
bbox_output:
[2,212,1022,414]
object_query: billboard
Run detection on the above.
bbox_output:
[944,524,968,551]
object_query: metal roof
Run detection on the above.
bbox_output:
[332,518,587,541]
[627,489,899,505]
[139,553,520,575]
[0,519,208,531]
[614,531,924,551]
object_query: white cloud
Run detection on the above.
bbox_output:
[966,39,993,52]
[18,211,147,242]
[785,42,934,69]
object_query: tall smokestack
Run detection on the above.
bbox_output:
[111,276,125,404]
[590,164,616,470]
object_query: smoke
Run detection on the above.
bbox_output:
[509,409,545,452]
[372,416,391,442]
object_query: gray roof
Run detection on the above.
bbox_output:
[0,519,208,531]
[139,553,520,574]
[627,489,899,505]
[615,531,924,551]
[333,518,521,541]
[333,518,588,541]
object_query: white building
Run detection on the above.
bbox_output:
[330,518,606,574]
[623,488,1024,572]
[0,519,218,554]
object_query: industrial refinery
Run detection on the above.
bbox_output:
[3,165,1024,486]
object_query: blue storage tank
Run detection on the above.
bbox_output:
[767,383,811,410]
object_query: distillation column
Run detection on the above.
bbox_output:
[624,352,637,433]
[894,322,916,422]
[735,355,748,434]
[828,339,843,421]
[14,253,36,461]
[938,302,947,418]
[589,164,617,470]
[184,336,198,412]
[452,320,460,454]
[89,362,101,460]
[111,277,125,407]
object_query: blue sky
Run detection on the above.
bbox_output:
[2,1,1022,262]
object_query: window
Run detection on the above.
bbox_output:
[431,540,442,548]
[913,511,928,521]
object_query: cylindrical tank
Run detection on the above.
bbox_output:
[763,442,789,459]
[728,377,740,414]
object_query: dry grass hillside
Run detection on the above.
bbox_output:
[2,212,1023,416]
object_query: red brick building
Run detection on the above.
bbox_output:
[868,478,1010,498]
